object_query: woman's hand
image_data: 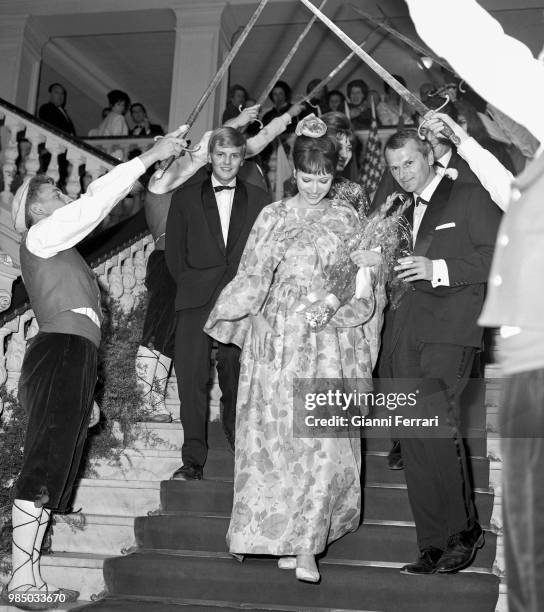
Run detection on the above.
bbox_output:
[350,249,382,268]
[296,292,341,332]
[252,312,277,358]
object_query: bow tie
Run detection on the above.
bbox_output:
[415,196,428,207]
[214,185,235,193]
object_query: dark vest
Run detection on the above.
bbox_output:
[20,236,102,346]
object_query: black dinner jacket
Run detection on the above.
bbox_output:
[369,149,479,214]
[380,175,502,361]
[165,176,270,311]
[38,102,76,136]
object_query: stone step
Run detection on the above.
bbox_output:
[70,479,160,517]
[135,513,497,570]
[160,480,495,527]
[86,449,228,482]
[52,515,136,557]
[116,420,490,460]
[86,447,490,489]
[39,552,108,601]
[0,601,88,612]
[73,596,366,611]
[110,420,229,452]
[101,552,500,612]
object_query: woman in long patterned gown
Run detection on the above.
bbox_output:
[204,119,381,583]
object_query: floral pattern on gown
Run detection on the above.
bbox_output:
[204,199,377,555]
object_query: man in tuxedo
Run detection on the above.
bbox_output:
[372,107,480,471]
[380,129,501,574]
[38,83,76,136]
[165,127,270,480]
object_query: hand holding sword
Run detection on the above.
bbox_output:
[297,0,460,146]
[155,0,270,180]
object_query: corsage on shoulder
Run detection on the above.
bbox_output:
[295,113,327,138]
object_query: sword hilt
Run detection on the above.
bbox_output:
[154,140,196,179]
[155,155,175,179]
[439,122,461,146]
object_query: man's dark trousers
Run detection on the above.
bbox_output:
[175,303,239,467]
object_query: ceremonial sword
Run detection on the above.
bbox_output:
[256,0,328,108]
[301,26,384,106]
[346,3,454,76]
[155,0,270,179]
[297,0,460,144]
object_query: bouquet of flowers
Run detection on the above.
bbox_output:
[304,186,412,331]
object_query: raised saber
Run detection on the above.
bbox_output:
[256,0,328,107]
[156,0,270,179]
[347,3,455,77]
[297,0,460,144]
[301,26,382,105]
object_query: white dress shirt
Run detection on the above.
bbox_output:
[148,113,292,195]
[436,149,453,169]
[26,157,146,326]
[413,173,450,288]
[211,175,236,246]
[456,137,514,212]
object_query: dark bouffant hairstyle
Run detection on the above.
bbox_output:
[347,79,369,98]
[293,134,339,175]
[384,128,432,157]
[208,126,247,157]
[269,80,292,103]
[107,89,130,109]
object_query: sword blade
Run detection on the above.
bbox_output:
[256,0,328,108]
[302,26,381,104]
[156,0,270,178]
[348,3,454,76]
[298,0,428,115]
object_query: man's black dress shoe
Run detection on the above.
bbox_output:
[400,546,443,575]
[435,523,484,573]
[387,440,404,470]
[171,464,203,480]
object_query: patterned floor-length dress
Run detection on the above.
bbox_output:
[205,198,378,555]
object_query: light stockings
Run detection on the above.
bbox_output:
[135,345,172,417]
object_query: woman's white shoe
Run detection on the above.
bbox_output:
[295,566,320,583]
[295,555,320,583]
[277,556,296,570]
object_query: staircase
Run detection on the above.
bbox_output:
[59,377,501,612]
[0,98,505,612]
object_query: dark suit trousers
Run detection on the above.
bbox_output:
[391,322,477,550]
[500,369,544,612]
[174,306,240,467]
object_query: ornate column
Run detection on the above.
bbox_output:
[168,2,237,136]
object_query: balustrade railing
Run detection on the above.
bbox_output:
[0,232,155,400]
[0,98,151,271]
